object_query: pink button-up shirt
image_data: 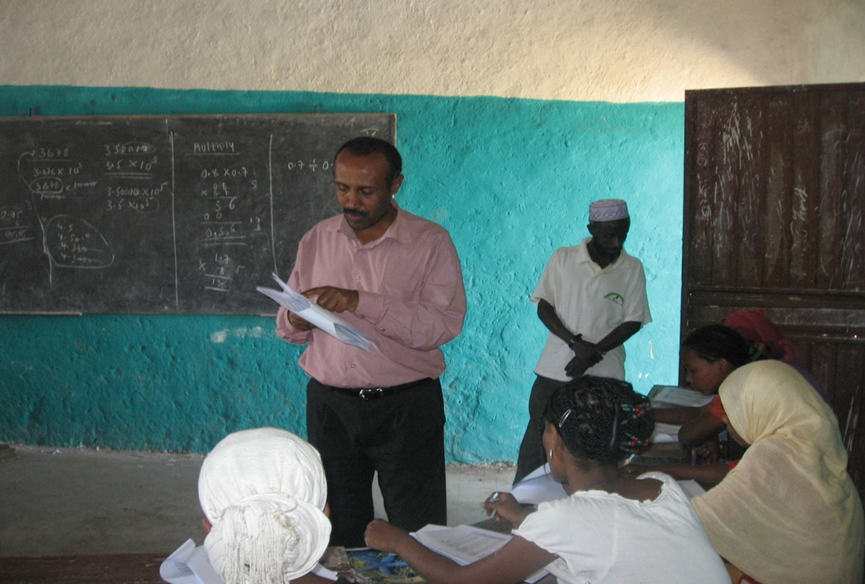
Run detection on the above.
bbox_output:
[276,205,466,388]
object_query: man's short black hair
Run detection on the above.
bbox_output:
[335,137,402,187]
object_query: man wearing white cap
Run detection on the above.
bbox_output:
[513,199,652,484]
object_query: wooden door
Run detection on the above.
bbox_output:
[682,83,865,497]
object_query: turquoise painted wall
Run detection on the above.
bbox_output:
[0,86,684,461]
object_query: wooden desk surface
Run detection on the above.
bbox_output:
[0,553,166,584]
[1,526,556,584]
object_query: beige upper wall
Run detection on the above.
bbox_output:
[1,0,863,102]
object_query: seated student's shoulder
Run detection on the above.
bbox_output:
[630,471,696,504]
[615,473,664,502]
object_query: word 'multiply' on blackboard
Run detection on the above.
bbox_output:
[0,114,396,314]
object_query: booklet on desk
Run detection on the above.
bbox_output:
[650,385,713,408]
[344,548,423,583]
[257,273,379,354]
[412,524,549,583]
[650,421,682,444]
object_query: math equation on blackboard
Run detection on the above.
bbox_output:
[0,114,395,314]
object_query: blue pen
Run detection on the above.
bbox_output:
[489,491,501,503]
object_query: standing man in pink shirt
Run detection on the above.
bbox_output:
[276,137,467,547]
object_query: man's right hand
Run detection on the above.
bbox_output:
[303,285,359,313]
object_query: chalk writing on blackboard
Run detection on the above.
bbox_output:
[0,114,396,314]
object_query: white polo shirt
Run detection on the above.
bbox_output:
[532,238,651,381]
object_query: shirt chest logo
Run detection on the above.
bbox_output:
[604,292,624,305]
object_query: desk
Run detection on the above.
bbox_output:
[0,532,556,584]
[0,553,165,583]
[630,441,691,466]
[0,548,551,584]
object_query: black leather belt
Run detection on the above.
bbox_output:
[327,378,430,401]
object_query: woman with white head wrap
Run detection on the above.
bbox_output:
[692,361,864,584]
[199,427,332,584]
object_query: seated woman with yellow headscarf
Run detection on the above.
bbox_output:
[691,360,864,584]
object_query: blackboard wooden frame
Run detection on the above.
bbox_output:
[0,113,396,314]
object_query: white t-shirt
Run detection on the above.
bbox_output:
[532,239,651,381]
[513,473,729,584]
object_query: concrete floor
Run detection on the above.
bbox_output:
[0,443,515,557]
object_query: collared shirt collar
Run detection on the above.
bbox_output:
[577,236,628,273]
[335,200,407,247]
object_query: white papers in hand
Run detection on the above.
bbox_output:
[413,525,548,583]
[257,273,378,354]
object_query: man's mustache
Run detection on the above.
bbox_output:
[343,208,367,218]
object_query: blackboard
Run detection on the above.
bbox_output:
[0,113,396,314]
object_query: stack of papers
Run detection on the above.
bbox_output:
[257,273,378,353]
[651,421,683,444]
[413,525,548,583]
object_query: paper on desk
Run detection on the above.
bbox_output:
[651,421,682,444]
[257,273,378,354]
[160,539,224,584]
[413,525,548,583]
[650,385,714,408]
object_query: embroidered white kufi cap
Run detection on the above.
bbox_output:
[589,199,629,222]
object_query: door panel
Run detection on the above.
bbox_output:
[683,83,865,497]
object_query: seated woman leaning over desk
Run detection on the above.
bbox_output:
[691,360,864,584]
[647,324,752,484]
[364,375,730,584]
[645,320,832,487]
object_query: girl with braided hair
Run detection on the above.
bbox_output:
[364,376,729,584]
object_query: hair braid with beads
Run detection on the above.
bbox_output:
[542,375,655,465]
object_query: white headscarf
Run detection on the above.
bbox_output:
[692,361,864,584]
[198,428,331,583]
